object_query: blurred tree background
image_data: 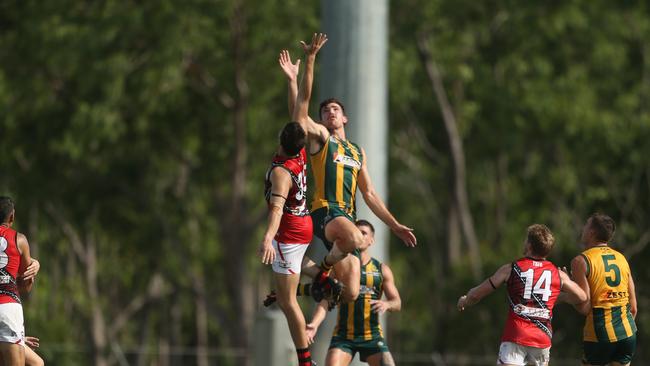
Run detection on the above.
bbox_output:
[0,0,648,365]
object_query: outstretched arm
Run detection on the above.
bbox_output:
[358,148,416,247]
[294,33,329,149]
[559,270,588,305]
[258,169,292,265]
[278,50,300,117]
[370,263,401,314]
[458,263,511,311]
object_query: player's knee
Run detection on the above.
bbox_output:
[276,294,298,313]
[350,228,363,249]
[30,357,45,366]
[340,229,363,252]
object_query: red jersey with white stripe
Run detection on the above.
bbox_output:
[265,148,313,244]
[0,226,22,304]
[501,257,561,348]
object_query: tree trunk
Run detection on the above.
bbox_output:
[447,203,461,266]
[417,34,483,280]
[220,0,254,362]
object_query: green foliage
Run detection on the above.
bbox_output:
[389,0,650,361]
[1,0,649,363]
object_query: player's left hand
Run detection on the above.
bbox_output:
[306,323,317,345]
[300,33,328,56]
[392,224,417,247]
[278,50,300,81]
[457,295,468,312]
[20,259,40,281]
[257,240,275,265]
[370,299,390,314]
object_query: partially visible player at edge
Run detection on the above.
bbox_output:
[257,123,315,366]
[0,196,40,366]
[286,32,416,303]
[306,220,400,366]
[457,224,587,366]
[570,214,637,366]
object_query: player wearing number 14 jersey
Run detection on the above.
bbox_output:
[571,214,637,366]
[457,224,587,366]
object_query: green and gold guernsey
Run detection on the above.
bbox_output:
[334,258,384,341]
[311,135,364,218]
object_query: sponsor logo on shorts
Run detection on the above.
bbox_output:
[377,341,384,347]
[277,260,292,269]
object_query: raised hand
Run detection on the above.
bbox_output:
[278,50,300,81]
[392,224,417,247]
[300,32,328,56]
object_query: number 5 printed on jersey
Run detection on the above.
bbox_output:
[601,255,621,287]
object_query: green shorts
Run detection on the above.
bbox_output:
[311,206,356,251]
[583,333,636,365]
[329,335,389,362]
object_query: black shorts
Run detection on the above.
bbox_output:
[583,333,636,365]
[311,207,355,251]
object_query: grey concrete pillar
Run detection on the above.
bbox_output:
[314,1,390,365]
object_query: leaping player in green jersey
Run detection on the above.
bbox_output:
[282,33,416,304]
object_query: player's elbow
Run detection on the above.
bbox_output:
[574,289,588,304]
[576,302,590,316]
[362,188,377,203]
[18,278,33,294]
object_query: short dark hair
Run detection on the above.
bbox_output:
[280,122,306,156]
[0,197,15,223]
[319,98,346,120]
[589,213,616,243]
[527,224,554,257]
[355,219,375,234]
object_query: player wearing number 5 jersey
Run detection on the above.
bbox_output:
[457,224,587,366]
[571,214,637,366]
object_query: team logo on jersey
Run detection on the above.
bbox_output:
[513,304,551,320]
[359,285,376,296]
[332,153,361,169]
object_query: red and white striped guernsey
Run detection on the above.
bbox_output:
[0,226,22,304]
[501,257,562,348]
[264,148,313,244]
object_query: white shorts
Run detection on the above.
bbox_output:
[0,303,24,345]
[271,240,309,275]
[497,342,549,366]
